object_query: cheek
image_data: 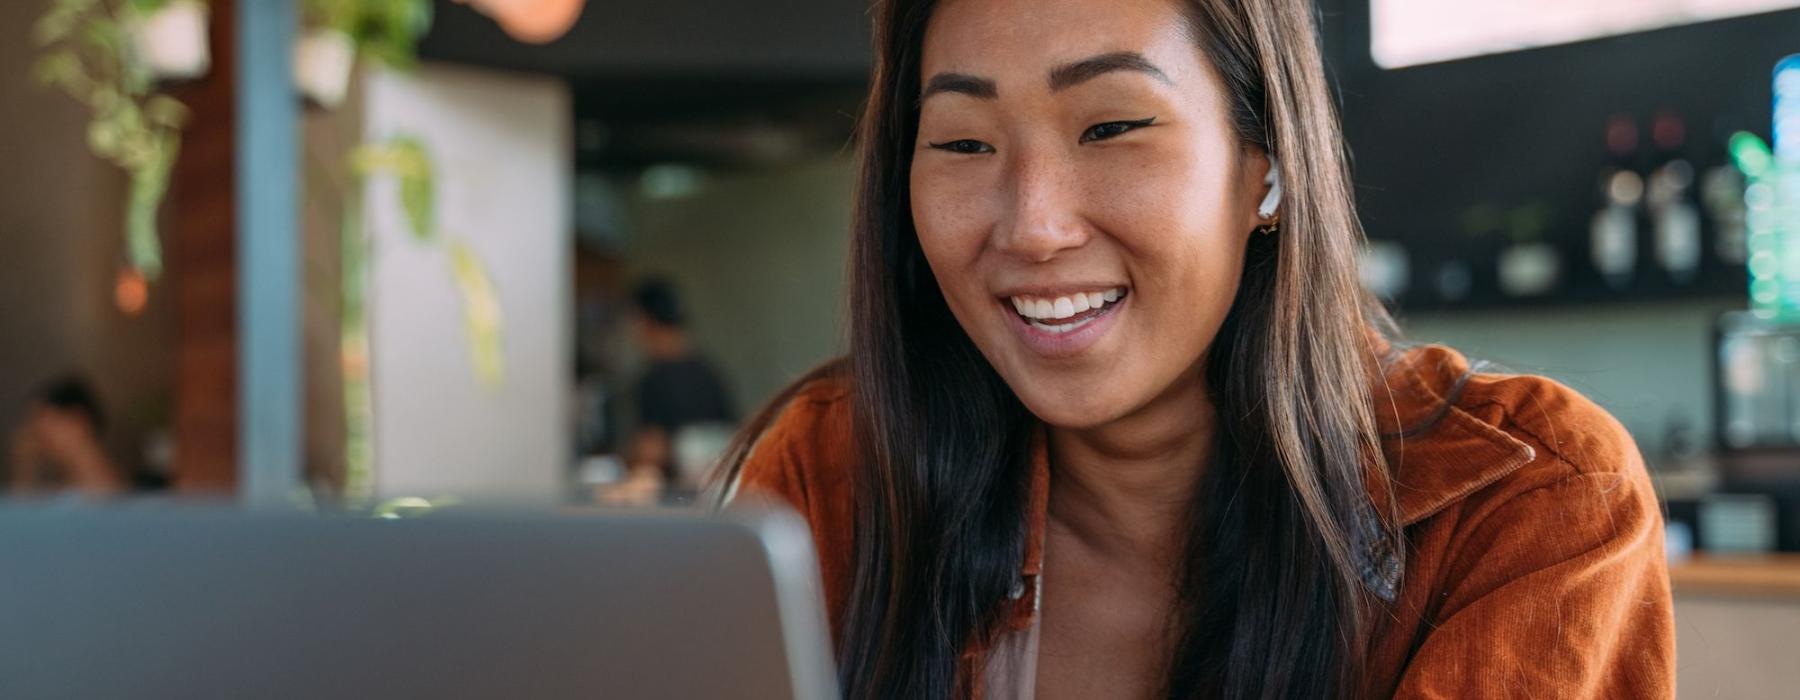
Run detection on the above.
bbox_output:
[910,162,998,302]
[1088,145,1247,279]
[1087,146,1249,356]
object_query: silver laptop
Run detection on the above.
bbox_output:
[0,505,837,699]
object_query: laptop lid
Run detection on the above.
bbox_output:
[0,505,837,699]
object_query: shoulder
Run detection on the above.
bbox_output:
[730,374,855,515]
[1375,346,1675,697]
[1462,365,1641,483]
[1382,343,1668,594]
[1381,344,1655,526]
[727,373,858,632]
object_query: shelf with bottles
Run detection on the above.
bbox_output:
[1358,110,1755,312]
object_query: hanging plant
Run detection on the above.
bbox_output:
[334,134,505,498]
[348,137,435,241]
[446,240,506,388]
[33,0,207,280]
[297,0,434,107]
[294,1,437,501]
[347,136,505,389]
[129,0,210,80]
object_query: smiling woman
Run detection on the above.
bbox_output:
[714,0,1675,698]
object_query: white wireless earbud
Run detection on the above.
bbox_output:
[1258,161,1283,220]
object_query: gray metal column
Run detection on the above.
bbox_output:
[236,0,300,507]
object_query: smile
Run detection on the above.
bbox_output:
[1008,287,1127,334]
[997,286,1130,358]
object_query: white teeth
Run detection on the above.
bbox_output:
[1007,287,1127,321]
[1029,318,1092,334]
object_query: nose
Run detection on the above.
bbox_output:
[992,146,1090,263]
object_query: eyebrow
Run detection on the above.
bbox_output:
[1047,51,1171,92]
[921,73,998,102]
[920,51,1172,104]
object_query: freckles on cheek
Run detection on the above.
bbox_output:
[1088,153,1248,346]
[912,172,992,263]
[910,180,993,323]
[1096,180,1181,234]
[1087,156,1228,261]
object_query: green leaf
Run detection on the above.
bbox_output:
[112,103,147,138]
[143,94,189,127]
[391,138,434,241]
[105,106,162,170]
[33,0,98,46]
[121,54,155,96]
[397,0,434,37]
[89,86,120,112]
[350,137,436,241]
[346,143,379,177]
[34,0,185,284]
[126,0,178,15]
[302,0,356,33]
[447,240,504,389]
[80,20,122,64]
[87,118,123,157]
[304,0,432,70]
[32,51,81,88]
[124,163,170,280]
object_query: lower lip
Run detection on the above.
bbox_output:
[1003,296,1127,358]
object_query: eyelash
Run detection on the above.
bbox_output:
[1080,117,1156,143]
[930,139,994,155]
[927,117,1157,154]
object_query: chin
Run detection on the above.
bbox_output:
[1008,381,1132,430]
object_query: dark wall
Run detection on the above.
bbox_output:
[420,0,870,170]
[1330,3,1798,310]
[421,0,1797,297]
[420,0,870,81]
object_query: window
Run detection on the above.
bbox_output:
[1372,0,1800,69]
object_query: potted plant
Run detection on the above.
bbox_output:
[297,0,434,108]
[34,0,205,280]
[128,0,210,81]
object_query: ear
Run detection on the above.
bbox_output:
[1241,148,1280,234]
[1258,160,1282,220]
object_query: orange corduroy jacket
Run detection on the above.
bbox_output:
[735,343,1676,698]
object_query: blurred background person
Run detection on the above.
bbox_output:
[602,277,736,504]
[7,376,125,499]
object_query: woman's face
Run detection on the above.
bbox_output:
[911,0,1271,430]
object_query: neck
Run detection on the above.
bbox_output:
[1046,368,1215,570]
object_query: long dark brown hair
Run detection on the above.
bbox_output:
[715,0,1406,697]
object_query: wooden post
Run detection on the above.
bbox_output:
[170,0,240,493]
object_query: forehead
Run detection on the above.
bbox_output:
[920,0,1203,84]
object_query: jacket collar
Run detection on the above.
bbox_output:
[1371,342,1538,526]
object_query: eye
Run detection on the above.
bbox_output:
[927,139,995,155]
[1080,117,1157,144]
